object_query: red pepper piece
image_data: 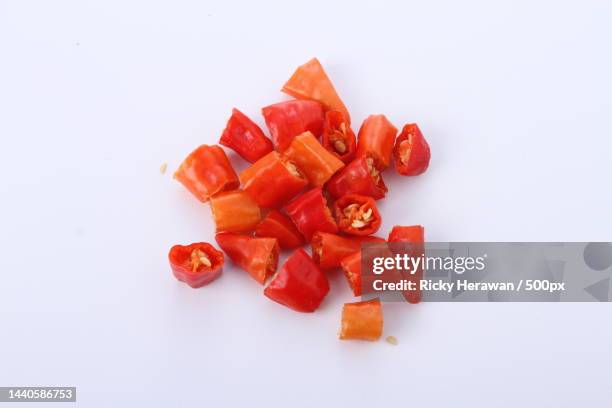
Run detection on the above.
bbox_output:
[262,100,324,151]
[219,108,273,163]
[263,248,329,312]
[215,233,279,284]
[210,190,261,233]
[169,242,224,288]
[282,57,351,124]
[174,145,239,202]
[334,194,382,236]
[394,123,431,176]
[284,187,338,242]
[388,225,424,243]
[339,298,383,341]
[284,131,345,187]
[240,151,308,208]
[340,251,362,296]
[388,225,425,304]
[355,114,398,169]
[312,232,384,270]
[255,210,305,250]
[326,156,387,200]
[321,111,356,163]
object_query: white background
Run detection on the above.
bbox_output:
[1,1,611,406]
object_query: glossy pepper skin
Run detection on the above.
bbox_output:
[262,100,325,151]
[282,57,351,124]
[340,251,363,296]
[388,225,425,304]
[394,123,431,176]
[219,108,273,163]
[334,194,382,236]
[388,225,424,243]
[215,233,279,284]
[255,210,305,250]
[169,242,224,288]
[240,151,308,208]
[174,145,239,202]
[284,132,345,187]
[322,111,356,163]
[312,232,384,270]
[284,188,338,242]
[210,190,261,233]
[339,298,383,341]
[355,115,398,170]
[326,156,387,200]
[263,248,329,313]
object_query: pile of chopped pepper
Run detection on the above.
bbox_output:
[168,58,431,342]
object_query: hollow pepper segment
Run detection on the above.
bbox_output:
[174,145,239,202]
[312,232,385,270]
[355,114,398,169]
[219,108,273,163]
[255,210,305,250]
[326,156,387,200]
[169,242,224,288]
[334,194,382,236]
[394,123,431,176]
[262,100,324,151]
[240,151,308,208]
[264,248,329,313]
[322,110,356,163]
[388,225,425,304]
[339,298,383,341]
[284,131,345,187]
[215,233,279,284]
[284,187,338,242]
[210,190,261,233]
[282,57,351,124]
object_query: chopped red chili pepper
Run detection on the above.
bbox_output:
[355,114,397,169]
[210,190,261,233]
[339,298,383,341]
[240,151,308,208]
[169,242,224,288]
[321,110,356,163]
[219,108,274,163]
[255,210,305,250]
[388,225,424,243]
[311,232,384,270]
[334,194,382,236]
[264,248,330,312]
[326,156,387,200]
[282,57,351,124]
[394,123,431,176]
[215,233,279,284]
[262,100,324,151]
[284,187,338,242]
[388,225,425,304]
[174,145,239,202]
[284,131,345,187]
[340,251,362,296]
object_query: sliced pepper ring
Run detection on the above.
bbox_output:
[393,123,431,176]
[339,298,383,341]
[169,243,224,288]
[240,151,308,208]
[215,233,279,284]
[312,232,385,270]
[325,156,387,200]
[334,194,381,236]
[322,111,356,163]
[284,187,338,242]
